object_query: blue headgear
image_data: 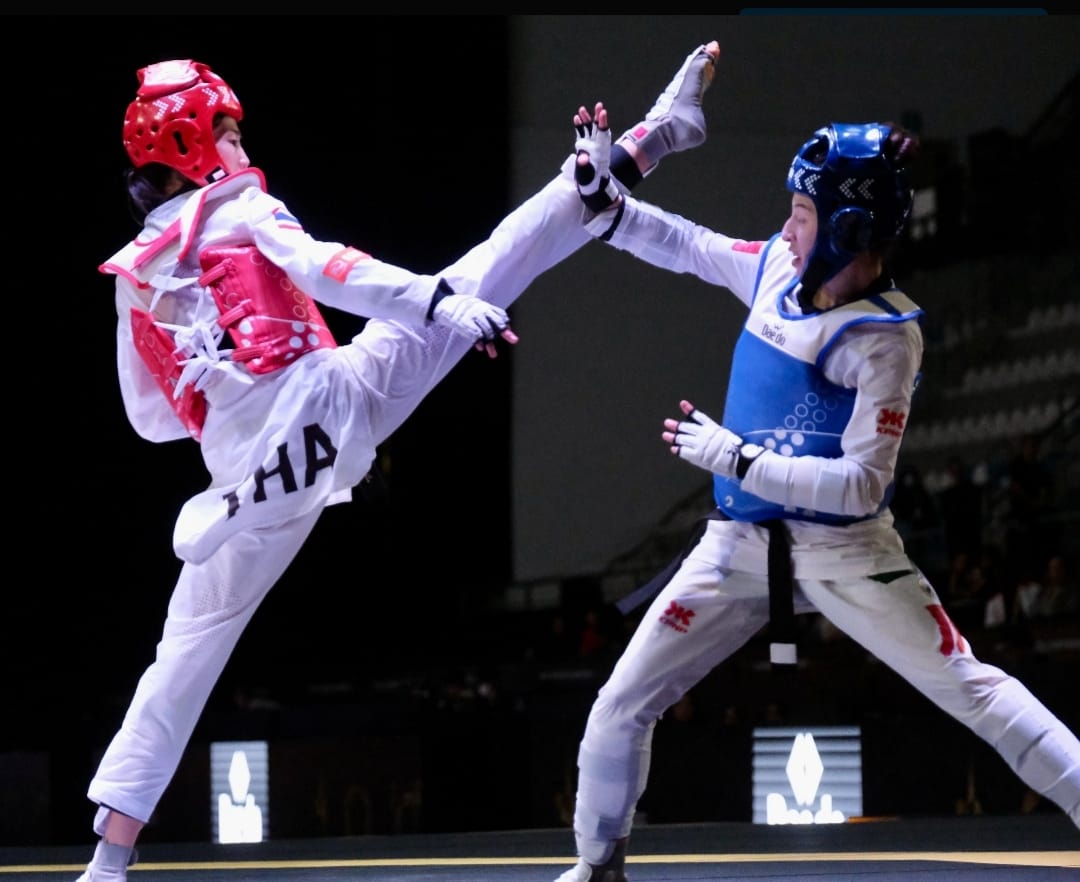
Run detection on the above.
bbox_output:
[786,123,914,294]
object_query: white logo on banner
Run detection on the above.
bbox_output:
[766,732,845,825]
[218,749,265,843]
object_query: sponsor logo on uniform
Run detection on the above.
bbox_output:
[660,601,695,633]
[876,407,906,437]
[761,322,786,347]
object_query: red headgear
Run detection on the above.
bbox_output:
[123,59,244,186]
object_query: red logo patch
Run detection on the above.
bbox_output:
[660,601,696,633]
[877,407,906,437]
[323,246,371,283]
[731,240,765,254]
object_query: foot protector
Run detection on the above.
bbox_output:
[619,42,718,169]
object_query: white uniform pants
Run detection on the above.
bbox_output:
[570,537,1080,864]
[88,163,591,825]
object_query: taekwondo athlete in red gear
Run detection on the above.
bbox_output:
[552,108,1080,882]
[76,44,724,882]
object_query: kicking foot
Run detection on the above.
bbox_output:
[618,40,720,172]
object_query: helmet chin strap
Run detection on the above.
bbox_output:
[796,251,848,313]
[799,255,893,313]
[796,279,819,314]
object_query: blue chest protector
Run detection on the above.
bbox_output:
[715,234,923,525]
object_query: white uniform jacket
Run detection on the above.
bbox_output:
[100,169,451,565]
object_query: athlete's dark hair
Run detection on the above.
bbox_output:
[124,164,197,225]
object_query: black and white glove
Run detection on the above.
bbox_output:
[428,278,515,356]
[663,401,743,478]
[574,110,620,213]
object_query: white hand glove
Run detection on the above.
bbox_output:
[429,279,515,358]
[664,402,743,478]
[574,104,620,213]
[432,292,509,338]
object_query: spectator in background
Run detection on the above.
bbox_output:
[938,455,984,564]
[1015,553,1080,623]
[532,612,577,665]
[946,546,1010,633]
[891,463,941,573]
[1003,434,1055,583]
[578,610,610,659]
[892,463,939,537]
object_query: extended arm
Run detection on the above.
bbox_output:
[245,192,516,357]
[570,100,761,307]
[664,323,922,517]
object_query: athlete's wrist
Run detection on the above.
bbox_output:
[735,441,766,480]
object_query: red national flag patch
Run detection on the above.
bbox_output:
[271,207,303,230]
[732,240,765,254]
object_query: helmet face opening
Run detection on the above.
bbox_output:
[787,122,914,291]
[123,59,243,187]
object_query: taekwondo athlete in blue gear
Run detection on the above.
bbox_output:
[552,108,1080,882]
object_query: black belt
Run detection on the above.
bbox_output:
[762,518,797,668]
[615,510,797,670]
[614,509,723,615]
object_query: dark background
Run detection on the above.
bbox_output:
[3,11,1078,849]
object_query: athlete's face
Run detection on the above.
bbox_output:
[781,193,817,278]
[214,116,250,175]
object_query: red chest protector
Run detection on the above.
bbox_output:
[130,308,210,439]
[197,245,337,373]
[129,244,337,441]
